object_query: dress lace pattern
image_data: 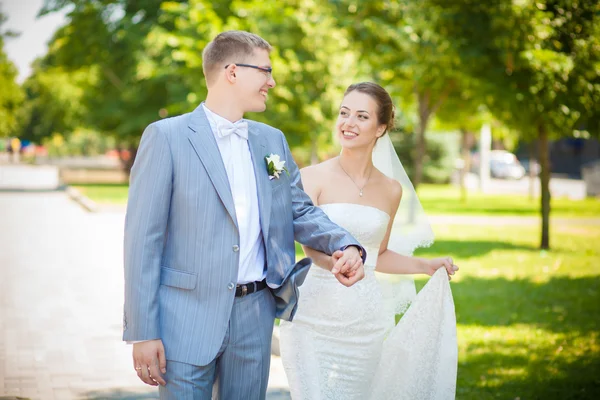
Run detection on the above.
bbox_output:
[279,203,457,400]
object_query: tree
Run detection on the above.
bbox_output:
[430,0,600,249]
[41,0,189,171]
[0,6,24,138]
[18,60,89,144]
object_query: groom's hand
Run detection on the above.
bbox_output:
[331,248,365,287]
[133,340,167,386]
[331,247,362,275]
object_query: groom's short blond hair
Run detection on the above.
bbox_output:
[202,31,272,86]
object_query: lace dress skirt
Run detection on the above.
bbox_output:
[280,265,393,400]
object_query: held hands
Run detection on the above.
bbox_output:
[423,256,459,280]
[331,247,365,287]
[133,340,167,386]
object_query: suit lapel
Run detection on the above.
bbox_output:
[186,106,238,229]
[247,124,272,242]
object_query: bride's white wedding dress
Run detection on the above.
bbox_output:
[279,203,457,400]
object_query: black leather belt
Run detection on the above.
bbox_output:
[235,279,268,297]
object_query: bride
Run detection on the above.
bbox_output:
[279,82,459,399]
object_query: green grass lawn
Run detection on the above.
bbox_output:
[72,183,129,204]
[414,223,600,399]
[72,183,600,218]
[417,184,600,217]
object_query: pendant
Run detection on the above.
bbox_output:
[359,190,363,197]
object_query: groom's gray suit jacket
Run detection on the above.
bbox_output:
[123,105,361,366]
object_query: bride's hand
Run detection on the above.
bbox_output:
[334,262,365,287]
[423,257,459,280]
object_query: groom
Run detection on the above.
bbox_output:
[123,30,366,399]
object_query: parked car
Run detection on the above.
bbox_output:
[489,151,526,179]
[470,150,527,180]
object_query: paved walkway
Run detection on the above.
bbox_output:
[0,191,290,399]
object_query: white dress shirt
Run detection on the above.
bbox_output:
[202,104,266,284]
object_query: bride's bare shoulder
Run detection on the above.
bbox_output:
[300,157,339,184]
[372,168,403,212]
[387,175,403,201]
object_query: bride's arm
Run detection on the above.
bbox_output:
[376,250,430,275]
[377,250,456,277]
[301,245,335,271]
[375,181,456,277]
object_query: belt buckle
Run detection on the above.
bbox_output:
[241,285,248,297]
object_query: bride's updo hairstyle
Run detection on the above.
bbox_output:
[344,82,395,135]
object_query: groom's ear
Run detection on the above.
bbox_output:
[225,65,237,83]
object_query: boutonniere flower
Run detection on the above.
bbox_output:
[265,153,289,180]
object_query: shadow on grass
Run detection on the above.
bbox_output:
[416,239,538,259]
[449,275,600,333]
[298,240,538,261]
[443,276,600,399]
[457,336,600,400]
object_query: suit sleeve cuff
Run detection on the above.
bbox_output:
[340,245,367,264]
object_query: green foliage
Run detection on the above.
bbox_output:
[0,7,24,138]
[429,0,600,140]
[18,63,90,143]
[41,0,190,148]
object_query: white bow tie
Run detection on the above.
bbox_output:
[216,120,249,140]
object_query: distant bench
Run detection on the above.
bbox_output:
[59,167,129,184]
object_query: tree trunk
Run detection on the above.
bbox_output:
[528,141,537,200]
[413,83,453,189]
[119,144,138,176]
[538,124,551,249]
[459,128,472,203]
[414,90,430,189]
[414,117,428,189]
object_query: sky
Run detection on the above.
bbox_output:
[2,0,68,82]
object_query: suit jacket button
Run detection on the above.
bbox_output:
[228,282,235,290]
[232,245,240,252]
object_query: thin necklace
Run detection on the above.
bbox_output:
[339,159,372,197]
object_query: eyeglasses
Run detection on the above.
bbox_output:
[225,63,273,79]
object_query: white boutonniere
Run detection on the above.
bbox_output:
[265,153,289,180]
